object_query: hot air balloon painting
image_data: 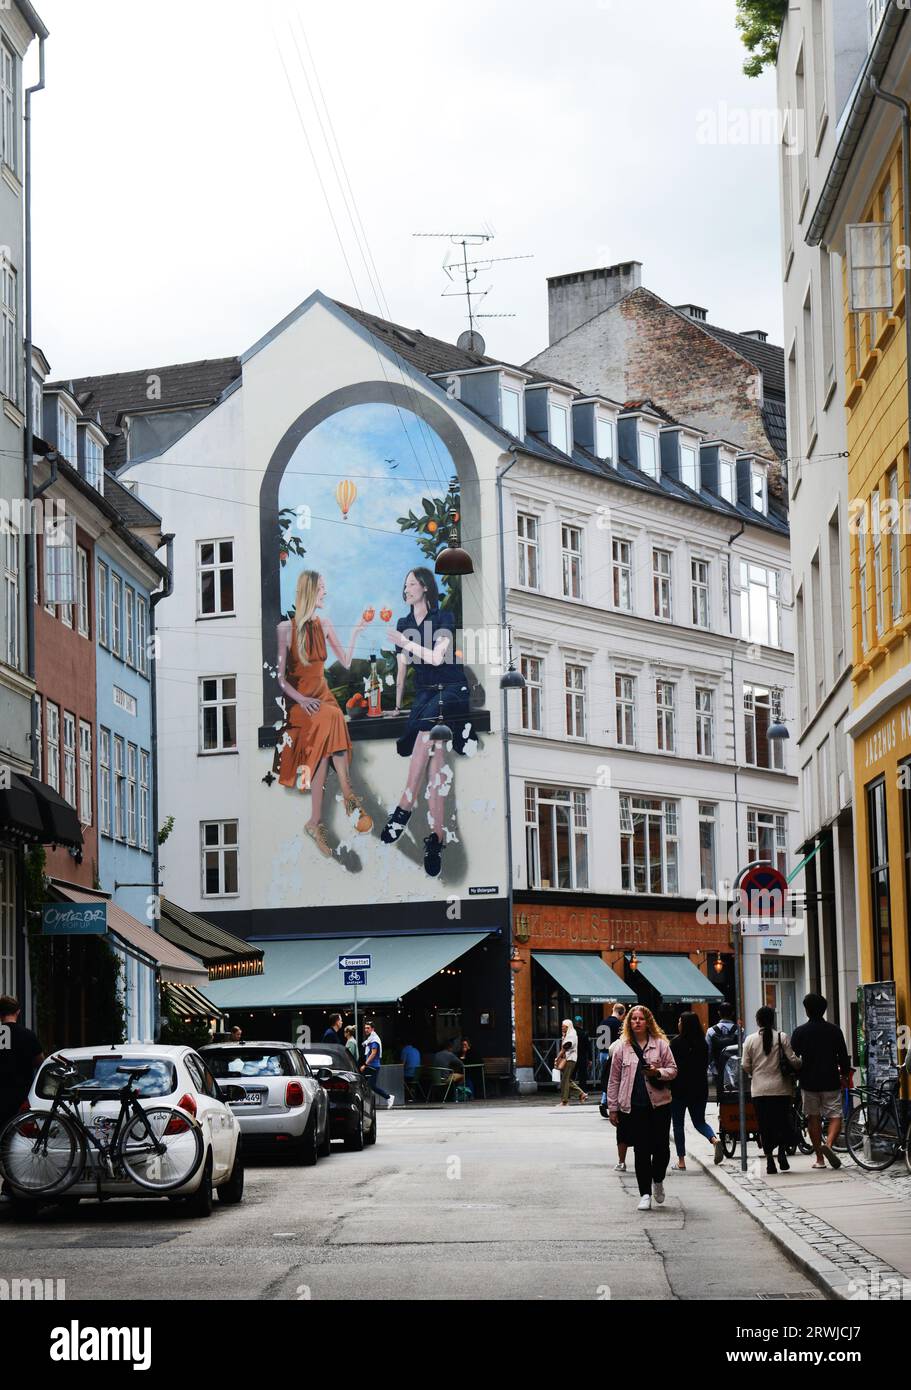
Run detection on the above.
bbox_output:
[336,479,357,520]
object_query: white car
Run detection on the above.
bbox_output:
[3,1044,244,1218]
[200,1042,330,1164]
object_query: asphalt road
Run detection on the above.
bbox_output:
[0,1103,825,1300]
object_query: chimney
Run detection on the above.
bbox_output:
[675,304,708,323]
[740,329,768,342]
[547,261,642,344]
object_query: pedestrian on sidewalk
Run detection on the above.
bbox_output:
[791,992,851,1171]
[360,1019,395,1108]
[556,1020,587,1106]
[344,1025,359,1065]
[607,1005,677,1210]
[669,1011,723,1169]
[741,1007,801,1175]
[322,1013,343,1043]
[601,1036,632,1170]
[706,1004,742,1105]
[0,995,43,1201]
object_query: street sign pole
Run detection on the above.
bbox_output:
[731,897,748,1174]
[354,976,359,1046]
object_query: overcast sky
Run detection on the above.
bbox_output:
[30,0,781,379]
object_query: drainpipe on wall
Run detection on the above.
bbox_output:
[149,534,174,1040]
[868,80,911,481]
[23,32,46,775]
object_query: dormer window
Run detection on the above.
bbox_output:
[595,415,615,464]
[680,443,700,491]
[31,376,42,439]
[751,464,768,514]
[501,385,522,437]
[719,457,736,505]
[57,401,77,464]
[84,431,104,493]
[639,430,659,479]
[549,402,570,455]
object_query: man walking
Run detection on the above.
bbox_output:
[322,1013,344,1044]
[0,996,43,1199]
[791,993,850,1170]
[360,1019,394,1108]
[706,1004,741,1102]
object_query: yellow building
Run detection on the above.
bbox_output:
[808,10,911,1043]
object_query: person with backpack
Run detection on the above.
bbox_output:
[741,1006,802,1175]
[790,993,851,1170]
[706,1004,742,1102]
[669,1012,723,1169]
[607,1005,677,1210]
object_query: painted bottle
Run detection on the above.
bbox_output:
[367,654,382,717]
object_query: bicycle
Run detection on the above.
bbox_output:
[0,1057,204,1199]
[844,1078,911,1173]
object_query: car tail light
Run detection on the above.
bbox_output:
[323,1078,350,1092]
[285,1081,304,1108]
[165,1094,198,1133]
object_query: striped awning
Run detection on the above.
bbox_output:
[163,981,224,1021]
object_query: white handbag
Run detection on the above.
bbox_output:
[551,1067,563,1085]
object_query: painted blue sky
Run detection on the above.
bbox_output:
[278,403,457,666]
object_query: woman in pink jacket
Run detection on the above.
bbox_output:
[607,1005,678,1211]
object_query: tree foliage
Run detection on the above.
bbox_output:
[735,0,788,77]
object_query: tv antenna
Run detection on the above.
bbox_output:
[412,231,532,354]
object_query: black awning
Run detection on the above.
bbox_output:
[18,774,83,850]
[0,772,47,844]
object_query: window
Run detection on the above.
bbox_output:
[3,525,19,668]
[740,561,781,647]
[99,728,111,837]
[828,511,845,673]
[639,431,659,478]
[140,751,150,850]
[747,807,788,875]
[811,0,827,131]
[110,572,123,655]
[77,547,89,638]
[519,656,543,733]
[34,697,41,781]
[699,802,717,894]
[201,820,239,897]
[615,674,636,747]
[795,47,809,216]
[198,539,235,617]
[680,443,699,491]
[811,550,824,700]
[46,703,59,792]
[516,514,539,589]
[564,662,586,739]
[113,736,125,840]
[781,115,794,273]
[867,778,892,981]
[620,795,678,894]
[719,456,736,505]
[691,558,710,628]
[549,402,569,454]
[127,744,137,845]
[1,260,16,405]
[96,562,108,647]
[0,42,17,175]
[125,587,136,666]
[0,847,13,998]
[200,675,238,752]
[501,386,521,437]
[136,596,148,675]
[885,468,901,626]
[818,736,831,824]
[595,416,614,463]
[820,247,837,393]
[744,684,784,770]
[57,401,77,463]
[43,514,76,619]
[653,549,672,620]
[524,785,589,890]
[31,373,42,442]
[63,712,76,809]
[78,721,92,826]
[612,538,632,611]
[872,489,885,638]
[656,679,676,753]
[802,288,816,446]
[695,687,715,758]
[857,507,869,652]
[796,587,809,724]
[84,433,104,492]
[751,465,768,514]
[561,525,582,599]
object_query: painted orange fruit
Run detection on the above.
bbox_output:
[362,607,375,622]
[426,520,438,533]
[380,607,392,622]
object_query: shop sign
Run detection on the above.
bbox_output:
[861,701,911,772]
[42,903,108,936]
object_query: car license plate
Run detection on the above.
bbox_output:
[235,1092,263,1107]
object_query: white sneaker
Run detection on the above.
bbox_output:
[637,1194,651,1211]
[652,1181,665,1205]
[614,1161,626,1172]
[386,1095,395,1109]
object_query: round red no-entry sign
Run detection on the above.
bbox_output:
[738,863,788,917]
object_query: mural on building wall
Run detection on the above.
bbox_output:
[260,401,496,903]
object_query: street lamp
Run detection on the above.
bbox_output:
[434,509,474,576]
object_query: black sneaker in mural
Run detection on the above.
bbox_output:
[381,806,412,844]
[423,833,443,878]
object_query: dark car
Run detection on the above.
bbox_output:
[297,1044,377,1151]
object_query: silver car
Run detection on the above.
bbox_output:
[200,1042,330,1165]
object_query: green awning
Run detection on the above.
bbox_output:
[203,932,490,1010]
[633,954,724,1004]
[532,952,636,1004]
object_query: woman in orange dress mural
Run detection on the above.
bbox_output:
[277,570,372,857]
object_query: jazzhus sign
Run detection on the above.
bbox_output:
[42,903,108,936]
[861,701,911,772]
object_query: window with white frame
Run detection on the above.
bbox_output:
[136,596,148,675]
[1,42,17,176]
[96,561,108,647]
[719,456,736,505]
[564,662,586,739]
[653,548,672,620]
[140,750,150,850]
[31,374,42,441]
[84,432,104,492]
[818,736,831,824]
[1,260,16,405]
[3,525,19,668]
[99,728,111,837]
[43,514,76,618]
[699,801,718,894]
[519,655,543,733]
[113,735,125,840]
[680,443,700,491]
[549,402,570,454]
[747,807,788,875]
[34,697,41,781]
[200,676,238,753]
[524,784,589,890]
[889,468,902,622]
[127,744,137,845]
[740,561,781,647]
[77,547,89,637]
[872,489,885,638]
[516,513,539,589]
[46,702,59,792]
[691,558,710,628]
[57,400,77,463]
[620,795,679,894]
[201,820,239,897]
[125,586,135,666]
[78,721,92,826]
[744,683,785,770]
[751,464,768,514]
[615,674,636,747]
[857,506,869,651]
[198,539,235,617]
[63,712,76,809]
[111,572,121,656]
[656,679,676,752]
[561,525,582,599]
[639,430,659,478]
[612,538,632,611]
[695,686,715,758]
[501,386,521,437]
[595,416,614,463]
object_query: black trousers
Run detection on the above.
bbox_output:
[628,1102,672,1196]
[753,1095,792,1157]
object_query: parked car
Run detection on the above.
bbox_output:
[297,1044,377,1151]
[3,1044,244,1217]
[200,1042,329,1164]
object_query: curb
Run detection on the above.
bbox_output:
[690,1151,853,1301]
